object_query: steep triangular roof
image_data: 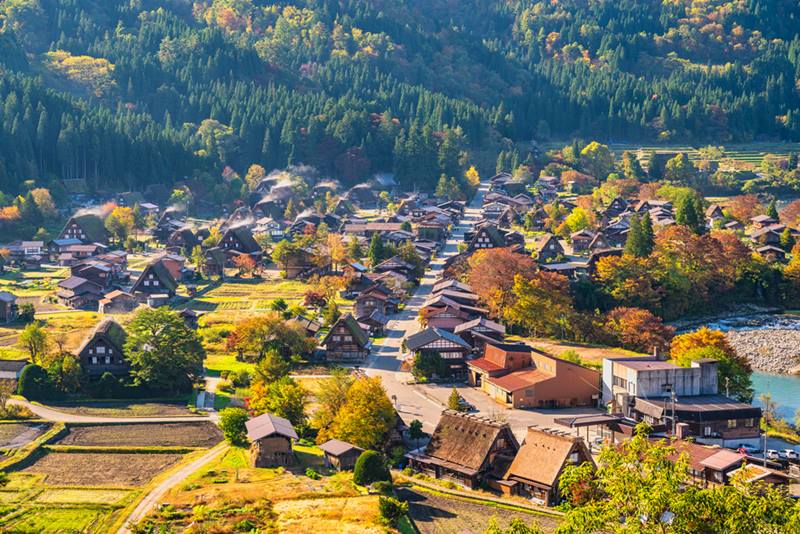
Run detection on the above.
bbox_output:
[64,214,109,243]
[424,411,518,473]
[322,313,369,348]
[504,427,594,487]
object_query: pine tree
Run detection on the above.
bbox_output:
[766,199,779,219]
[676,195,702,234]
[780,227,795,251]
[640,213,655,255]
[447,387,462,411]
[624,214,644,257]
[368,233,384,267]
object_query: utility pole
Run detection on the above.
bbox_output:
[725,376,730,398]
[671,390,677,437]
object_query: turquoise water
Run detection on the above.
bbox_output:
[751,371,800,421]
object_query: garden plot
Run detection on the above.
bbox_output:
[46,401,194,418]
[22,452,183,486]
[398,487,561,534]
[56,422,223,448]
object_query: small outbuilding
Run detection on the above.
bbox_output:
[318,439,364,471]
[246,413,298,468]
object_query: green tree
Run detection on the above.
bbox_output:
[408,419,424,450]
[19,322,48,365]
[448,387,462,411]
[579,141,614,180]
[378,496,408,527]
[249,376,308,430]
[46,352,83,394]
[16,364,54,400]
[664,153,696,185]
[780,227,795,251]
[676,194,703,234]
[368,233,384,267]
[620,151,645,181]
[353,450,390,486]
[270,239,298,273]
[219,407,249,446]
[124,308,205,394]
[310,368,354,434]
[766,199,779,219]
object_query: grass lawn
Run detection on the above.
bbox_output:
[204,352,255,376]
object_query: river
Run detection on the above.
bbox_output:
[702,314,800,422]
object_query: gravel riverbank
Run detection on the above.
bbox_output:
[726,329,800,374]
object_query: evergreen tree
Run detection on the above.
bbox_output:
[780,227,795,251]
[368,233,384,267]
[766,199,779,219]
[624,215,645,257]
[676,195,703,234]
[640,213,655,255]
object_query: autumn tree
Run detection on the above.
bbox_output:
[505,272,574,339]
[227,313,315,362]
[670,327,753,402]
[579,141,614,181]
[467,248,537,317]
[620,151,645,181]
[595,254,664,312]
[270,239,298,273]
[310,368,354,433]
[317,376,396,450]
[105,206,135,243]
[19,322,48,365]
[603,307,674,353]
[232,254,257,277]
[664,152,696,185]
[249,376,308,430]
[244,163,266,190]
[727,195,762,223]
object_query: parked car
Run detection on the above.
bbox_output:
[766,449,781,460]
[736,444,760,455]
[781,449,798,460]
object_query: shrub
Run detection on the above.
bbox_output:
[17,303,35,324]
[305,467,320,479]
[218,407,249,446]
[230,370,251,388]
[217,380,235,394]
[16,364,54,400]
[370,480,393,495]
[378,496,408,526]
[353,450,390,486]
[94,372,121,399]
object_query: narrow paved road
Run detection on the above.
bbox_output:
[117,443,229,534]
[366,182,604,440]
[8,398,212,424]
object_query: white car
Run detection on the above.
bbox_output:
[781,449,798,460]
[766,449,781,460]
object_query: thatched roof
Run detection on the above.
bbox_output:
[423,410,517,473]
[504,427,594,487]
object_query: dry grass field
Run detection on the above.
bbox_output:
[46,401,194,418]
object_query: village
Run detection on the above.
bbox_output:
[0,149,799,532]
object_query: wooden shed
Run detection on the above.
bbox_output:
[318,439,363,471]
[246,413,298,468]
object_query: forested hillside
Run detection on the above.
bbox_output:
[0,0,799,195]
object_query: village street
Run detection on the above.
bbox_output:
[366,184,603,441]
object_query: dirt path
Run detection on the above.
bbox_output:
[117,443,229,534]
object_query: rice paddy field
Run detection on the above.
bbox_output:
[542,142,800,166]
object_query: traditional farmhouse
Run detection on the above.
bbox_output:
[406,411,519,489]
[405,327,472,380]
[246,413,298,468]
[318,439,364,471]
[75,319,129,377]
[57,276,104,309]
[131,260,178,300]
[321,314,370,362]
[0,292,18,323]
[59,213,109,244]
[501,427,594,506]
[532,234,564,263]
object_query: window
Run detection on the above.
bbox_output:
[104,356,111,364]
[727,419,737,429]
[96,346,105,354]
[91,356,97,364]
[143,280,150,286]
[704,426,712,436]
[333,335,341,341]
[745,418,755,427]
[152,280,159,286]
[569,452,580,464]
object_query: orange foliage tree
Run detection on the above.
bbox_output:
[603,307,674,353]
[467,247,537,318]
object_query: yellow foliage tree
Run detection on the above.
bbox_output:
[317,376,396,450]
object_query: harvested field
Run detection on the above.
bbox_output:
[0,423,50,448]
[273,495,383,534]
[22,452,183,486]
[398,487,560,534]
[45,401,194,418]
[57,422,222,448]
[35,488,132,505]
[3,506,108,533]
